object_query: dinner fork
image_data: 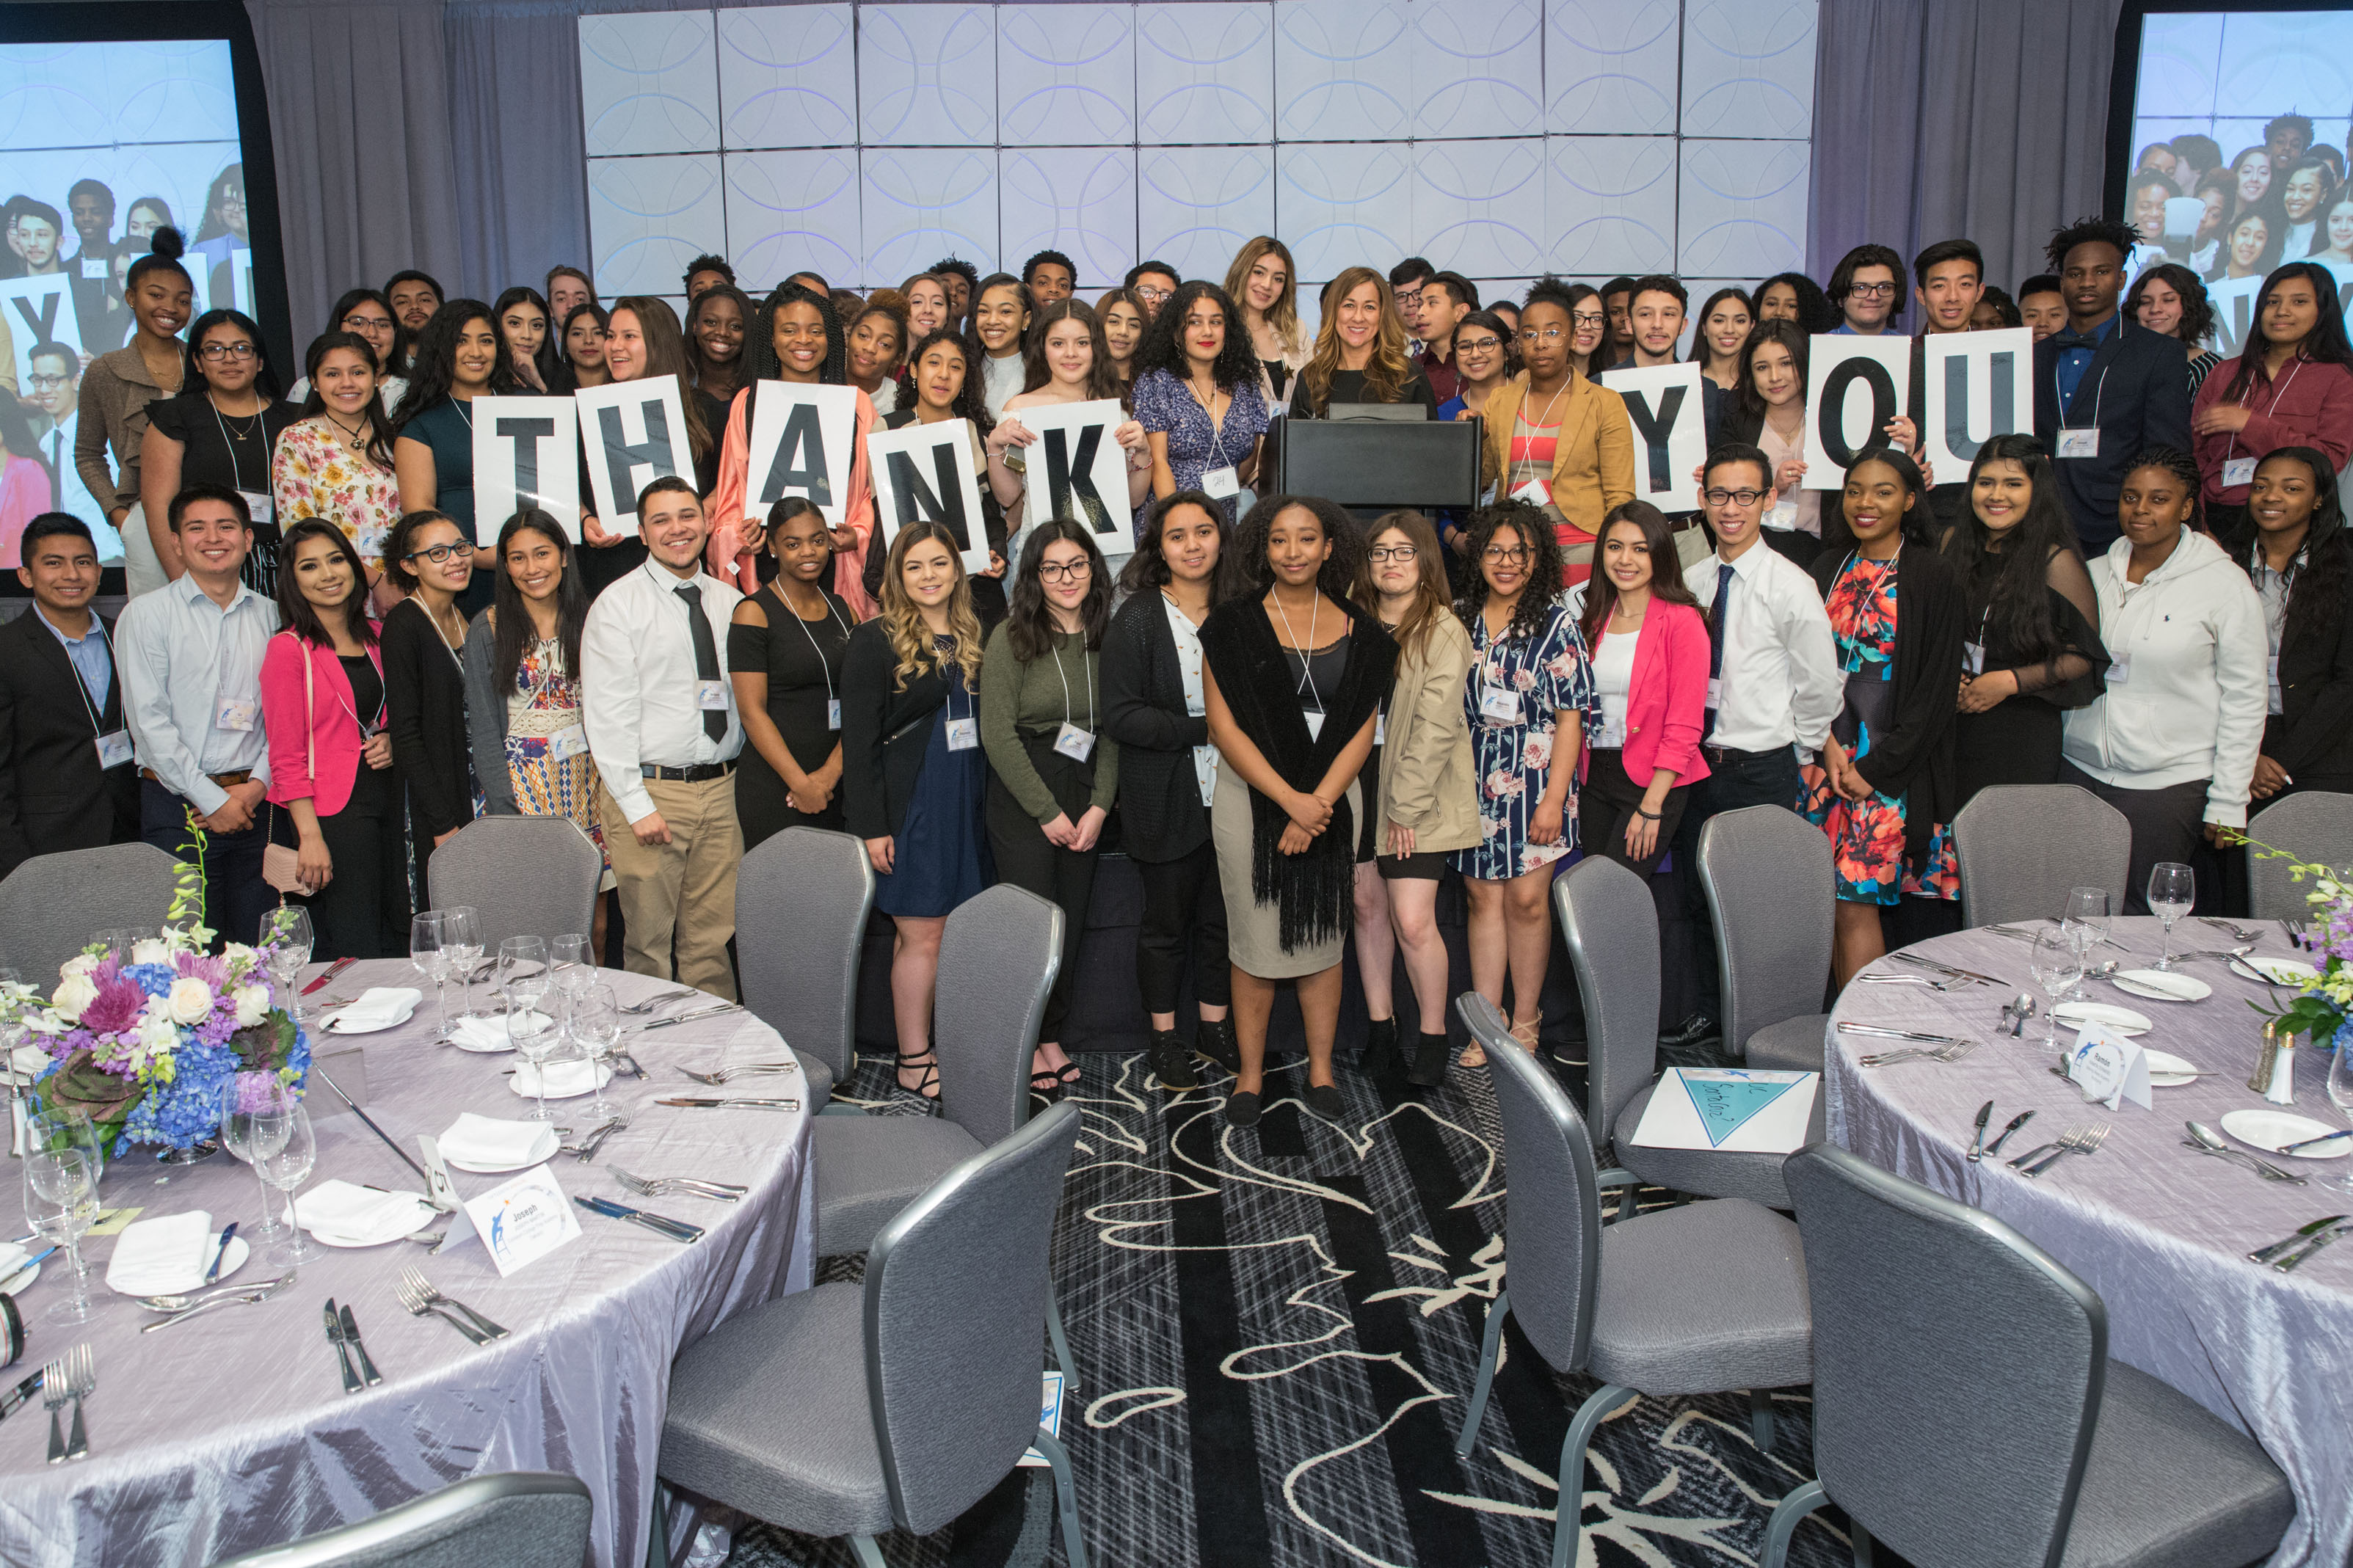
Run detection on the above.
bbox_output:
[40,1354,68,1465]
[62,1343,92,1462]
[619,988,695,1015]
[1855,972,1962,992]
[399,1265,509,1341]
[395,1273,491,1344]
[2020,1123,2109,1178]
[676,1062,800,1085]
[610,1165,746,1202]
[1858,1040,1980,1068]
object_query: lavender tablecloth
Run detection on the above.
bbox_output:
[1825,918,2351,1568]
[0,960,815,1567]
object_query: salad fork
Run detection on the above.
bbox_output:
[40,1355,68,1465]
[2019,1122,2109,1178]
[677,1062,800,1085]
[611,1165,746,1202]
[399,1264,509,1341]
[619,988,695,1015]
[1858,1040,1980,1067]
[64,1343,94,1460]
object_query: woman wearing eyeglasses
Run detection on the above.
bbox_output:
[1474,277,1634,588]
[138,307,300,596]
[287,289,409,408]
[380,508,479,891]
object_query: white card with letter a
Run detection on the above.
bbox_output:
[462,1164,581,1277]
[746,382,859,530]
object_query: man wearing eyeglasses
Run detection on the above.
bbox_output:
[22,343,112,552]
[1658,443,1841,1054]
[1828,244,1907,335]
[1124,260,1180,321]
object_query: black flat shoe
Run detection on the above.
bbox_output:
[1224,1088,1261,1126]
[1195,1017,1240,1073]
[1405,1031,1450,1088]
[1302,1082,1345,1123]
[1149,1029,1199,1090]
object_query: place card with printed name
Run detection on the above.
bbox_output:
[461,1164,581,1277]
[2065,1024,2152,1112]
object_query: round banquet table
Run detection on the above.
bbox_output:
[1826,918,2351,1568]
[0,960,815,1568]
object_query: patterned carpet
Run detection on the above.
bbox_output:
[725,1034,1878,1568]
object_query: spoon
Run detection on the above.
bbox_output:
[139,1275,294,1332]
[2185,1120,2307,1184]
[2004,993,2037,1038]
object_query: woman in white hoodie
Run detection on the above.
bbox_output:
[2060,446,2268,912]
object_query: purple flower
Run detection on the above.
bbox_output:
[79,974,147,1037]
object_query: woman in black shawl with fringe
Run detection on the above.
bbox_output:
[1202,494,1396,1127]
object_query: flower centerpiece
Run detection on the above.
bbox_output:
[2244,841,2352,1050]
[15,828,310,1154]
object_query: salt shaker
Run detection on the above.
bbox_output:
[2248,1022,2299,1105]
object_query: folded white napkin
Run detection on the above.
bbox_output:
[332,987,423,1029]
[2124,969,2205,1001]
[294,1179,436,1242]
[104,1211,212,1294]
[0,1241,33,1280]
[512,1058,602,1097]
[451,1016,512,1053]
[437,1112,557,1167]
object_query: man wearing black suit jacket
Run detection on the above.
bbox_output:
[0,514,139,880]
[2032,215,2192,553]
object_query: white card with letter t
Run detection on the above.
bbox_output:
[462,1164,581,1277]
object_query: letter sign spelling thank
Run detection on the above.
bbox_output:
[744,382,859,529]
[866,417,991,573]
[575,379,691,530]
[1920,327,2032,478]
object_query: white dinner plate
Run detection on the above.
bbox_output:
[509,1060,613,1101]
[2112,969,2211,1003]
[2051,1001,2153,1036]
[2241,955,2321,987]
[2219,1107,2352,1159]
[440,1126,561,1174]
[106,1233,250,1297]
[2140,1049,2202,1087]
[325,1004,417,1035]
[0,1258,41,1294]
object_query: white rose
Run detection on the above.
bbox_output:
[51,974,97,1024]
[233,985,269,1027]
[166,977,214,1025]
[60,952,101,984]
[131,938,170,967]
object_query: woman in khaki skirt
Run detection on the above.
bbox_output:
[1201,495,1395,1128]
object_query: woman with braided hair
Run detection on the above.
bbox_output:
[708,280,879,612]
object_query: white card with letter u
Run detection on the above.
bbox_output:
[462,1164,581,1277]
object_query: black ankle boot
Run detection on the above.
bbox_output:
[1362,1017,1399,1073]
[1195,1016,1240,1072]
[1405,1031,1450,1087]
[1149,1028,1199,1090]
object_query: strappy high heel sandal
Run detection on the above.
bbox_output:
[1509,1014,1542,1054]
[895,1049,941,1100]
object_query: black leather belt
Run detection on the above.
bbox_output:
[641,762,734,783]
[1702,744,1783,766]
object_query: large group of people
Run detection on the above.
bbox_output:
[2,203,2343,1118]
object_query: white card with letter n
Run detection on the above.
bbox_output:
[471,395,581,542]
[1628,1068,1819,1153]
[575,378,691,532]
[1803,335,1913,488]
[461,1164,581,1278]
[868,417,991,573]
[745,382,859,530]
[1597,361,1706,512]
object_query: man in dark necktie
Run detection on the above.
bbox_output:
[581,476,746,997]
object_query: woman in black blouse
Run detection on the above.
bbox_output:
[137,307,299,595]
[2235,446,2353,800]
[379,508,477,895]
[729,495,859,848]
[1102,491,1245,1090]
[1287,267,1438,419]
[870,327,1011,625]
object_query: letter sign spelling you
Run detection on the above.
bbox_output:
[1803,335,1913,488]
[1598,361,1706,511]
[866,417,991,573]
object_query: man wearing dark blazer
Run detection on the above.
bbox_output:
[0,513,139,880]
[2032,215,2192,553]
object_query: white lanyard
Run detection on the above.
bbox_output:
[1511,386,1566,493]
[2222,358,2306,468]
[1273,593,1321,709]
[2054,356,2109,433]
[1050,639,1095,730]
[1190,376,1229,469]
[208,398,266,493]
[785,587,851,707]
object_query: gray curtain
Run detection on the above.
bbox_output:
[1810,0,2126,292]
[445,0,594,307]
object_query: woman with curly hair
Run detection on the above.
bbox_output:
[1288,266,1436,418]
[1133,280,1268,527]
[1201,494,1394,1126]
[2230,447,2353,799]
[1449,500,1596,1065]
[1753,271,1841,336]
[2126,262,2222,396]
[840,520,992,1098]
[707,280,879,611]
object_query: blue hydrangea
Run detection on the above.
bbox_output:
[121,963,178,1001]
[120,1036,239,1151]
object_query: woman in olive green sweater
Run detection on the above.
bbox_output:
[980,517,1121,1098]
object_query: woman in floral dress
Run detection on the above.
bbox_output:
[1450,501,1596,1064]
[1803,453,1966,985]
[272,329,402,589]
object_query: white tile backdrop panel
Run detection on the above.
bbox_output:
[580,12,719,158]
[998,4,1135,144]
[1546,0,1679,136]
[1546,134,1678,277]
[1135,4,1275,145]
[1136,144,1276,280]
[725,147,863,288]
[1681,0,1815,142]
[587,153,728,295]
[1413,139,1546,279]
[1000,147,1138,285]
[1411,0,1545,140]
[2136,12,2225,120]
[862,146,999,279]
[1278,141,1414,282]
[1677,137,1810,278]
[1272,0,1414,143]
[859,5,997,147]
[716,5,858,150]
[0,40,241,150]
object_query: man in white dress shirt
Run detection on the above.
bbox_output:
[583,476,746,997]
[1660,442,1843,1051]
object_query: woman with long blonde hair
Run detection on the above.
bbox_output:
[1223,235,1309,403]
[1288,266,1437,418]
[840,520,990,1098]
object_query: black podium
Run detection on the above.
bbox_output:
[1269,415,1484,514]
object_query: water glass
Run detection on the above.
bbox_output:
[571,987,622,1118]
[2329,1041,2353,1195]
[2062,886,2111,960]
[511,1004,559,1122]
[261,905,316,1024]
[2029,929,2084,1056]
[410,911,452,1040]
[443,906,484,1020]
[497,936,549,1014]
[219,1079,295,1240]
[90,928,143,966]
[25,1106,105,1194]
[550,934,594,1023]
[21,1145,98,1323]
[2147,862,2194,970]
[255,1093,317,1266]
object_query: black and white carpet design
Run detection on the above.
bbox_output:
[727,1040,1876,1568]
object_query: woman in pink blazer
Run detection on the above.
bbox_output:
[260,519,403,959]
[1576,500,1713,875]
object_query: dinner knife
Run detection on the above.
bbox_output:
[2279,1128,2353,1156]
[654,1097,801,1112]
[301,956,357,996]
[1965,1101,1994,1162]
[628,1004,745,1033]
[1982,1109,2036,1158]
[1837,1023,1966,1044]
[203,1222,237,1286]
[324,1299,362,1394]
[2275,1221,2353,1273]
[338,1303,383,1387]
[0,1367,43,1425]
[575,1195,704,1244]
[2249,1214,2351,1264]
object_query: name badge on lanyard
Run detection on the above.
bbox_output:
[1303,710,1326,741]
[946,715,979,751]
[237,489,274,527]
[1200,466,1240,499]
[696,679,729,712]
[2222,456,2257,488]
[1509,476,1551,505]
[1480,685,1522,725]
[2055,429,2100,459]
[1963,641,1985,677]
[1374,710,1386,747]
[548,723,589,759]
[216,694,258,732]
[95,730,133,770]
[1054,721,1097,761]
[2106,652,2131,685]
[828,698,842,732]
[81,258,108,280]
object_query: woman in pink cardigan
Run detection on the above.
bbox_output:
[2191,260,2353,535]
[259,519,401,959]
[1575,500,1712,875]
[705,282,879,616]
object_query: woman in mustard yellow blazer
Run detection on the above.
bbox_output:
[1477,280,1636,588]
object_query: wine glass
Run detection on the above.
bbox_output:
[261,905,316,1026]
[497,936,548,1013]
[90,928,142,967]
[255,1090,317,1266]
[510,1003,559,1122]
[2147,862,2195,971]
[2327,1042,2353,1194]
[25,1106,105,1195]
[550,933,594,1025]
[21,1146,98,1323]
[443,906,484,1021]
[571,986,622,1120]
[219,1079,294,1241]
[410,911,451,1040]
[2029,929,2084,1057]
[2062,886,2110,950]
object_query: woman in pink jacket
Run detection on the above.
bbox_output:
[706,282,879,615]
[2192,260,2353,536]
[1575,500,1712,875]
[260,519,401,958]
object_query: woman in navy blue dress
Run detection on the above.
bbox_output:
[840,522,992,1098]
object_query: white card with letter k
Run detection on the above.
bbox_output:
[462,1164,581,1277]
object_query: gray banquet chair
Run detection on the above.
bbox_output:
[209,1471,591,1567]
[1766,1143,2293,1568]
[659,1101,1089,1568]
[2246,790,2353,920]
[0,842,181,983]
[1698,805,1834,1072]
[1453,995,1811,1568]
[1555,856,1825,1212]
[735,826,875,1112]
[1950,784,2131,930]
[425,816,602,952]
